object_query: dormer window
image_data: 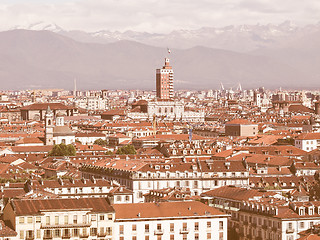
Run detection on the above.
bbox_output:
[155,165,160,170]
[299,208,305,215]
[309,207,314,215]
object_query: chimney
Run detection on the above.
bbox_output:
[315,101,320,115]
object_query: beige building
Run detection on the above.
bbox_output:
[225,119,258,137]
[3,198,115,240]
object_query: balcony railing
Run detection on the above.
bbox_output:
[41,223,91,229]
[98,232,107,237]
[62,234,71,239]
[43,235,53,239]
[79,233,89,238]
[180,228,189,234]
[286,229,295,233]
[154,229,164,235]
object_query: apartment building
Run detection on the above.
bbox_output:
[201,186,320,240]
[113,201,228,240]
[295,133,320,152]
[3,198,115,240]
[80,159,249,203]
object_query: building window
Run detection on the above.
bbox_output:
[195,222,199,231]
[219,221,224,230]
[157,224,162,230]
[54,229,60,237]
[46,216,50,225]
[219,232,224,240]
[90,228,97,236]
[63,229,70,238]
[64,215,68,225]
[132,237,137,240]
[36,229,41,239]
[73,215,77,224]
[145,224,149,233]
[195,233,199,240]
[207,221,211,228]
[108,214,113,220]
[19,217,24,224]
[145,236,150,240]
[170,235,174,240]
[207,232,211,240]
[183,234,187,240]
[119,225,124,235]
[55,216,59,225]
[132,224,137,231]
[20,231,24,239]
[106,227,112,235]
[35,216,41,223]
[170,223,174,232]
[27,217,33,224]
[73,229,79,237]
[183,222,187,231]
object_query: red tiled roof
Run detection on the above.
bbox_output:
[12,198,114,216]
[20,103,73,110]
[113,201,225,219]
[226,119,255,125]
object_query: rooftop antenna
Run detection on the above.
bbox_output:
[220,82,225,91]
[73,78,77,97]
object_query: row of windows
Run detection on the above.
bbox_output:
[20,227,112,239]
[119,221,224,234]
[19,214,113,225]
[119,232,223,240]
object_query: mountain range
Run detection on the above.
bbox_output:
[1,22,320,90]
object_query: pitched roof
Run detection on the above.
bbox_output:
[226,119,255,125]
[20,103,73,111]
[113,201,226,220]
[201,186,273,201]
[12,198,114,216]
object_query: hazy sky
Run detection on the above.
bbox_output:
[0,0,320,33]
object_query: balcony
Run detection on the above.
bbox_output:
[98,232,107,237]
[62,234,71,239]
[43,235,53,239]
[180,228,189,234]
[79,233,89,238]
[286,229,295,233]
[41,223,91,229]
[26,236,34,240]
[154,229,164,235]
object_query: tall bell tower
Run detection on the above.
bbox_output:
[45,106,54,145]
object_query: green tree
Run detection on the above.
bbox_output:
[116,144,137,155]
[94,138,108,146]
[49,143,76,156]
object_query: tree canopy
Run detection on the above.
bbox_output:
[48,143,76,156]
[116,144,136,155]
[94,138,108,146]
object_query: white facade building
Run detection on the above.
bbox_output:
[113,201,228,240]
